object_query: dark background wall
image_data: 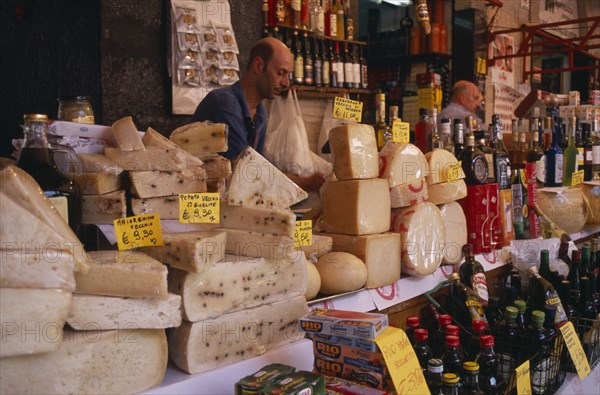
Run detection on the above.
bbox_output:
[0,0,261,158]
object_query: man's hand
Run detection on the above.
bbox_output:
[285,172,325,192]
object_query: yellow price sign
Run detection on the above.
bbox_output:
[571,170,584,186]
[114,214,163,251]
[294,220,312,247]
[392,120,410,143]
[515,360,532,395]
[560,321,591,380]
[179,193,220,224]
[374,327,430,395]
[476,56,487,75]
[447,161,462,182]
[332,97,363,123]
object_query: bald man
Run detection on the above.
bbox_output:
[438,80,484,130]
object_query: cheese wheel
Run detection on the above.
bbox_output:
[438,201,468,264]
[426,179,468,205]
[389,178,428,208]
[425,149,465,185]
[379,142,428,187]
[329,124,379,180]
[306,261,321,300]
[391,202,445,276]
[537,187,589,234]
[583,182,599,225]
[316,252,367,295]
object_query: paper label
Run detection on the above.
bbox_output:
[374,327,430,395]
[333,97,363,123]
[447,162,462,182]
[571,170,584,186]
[560,321,591,380]
[472,272,489,306]
[392,120,410,143]
[515,360,532,395]
[178,193,220,224]
[114,214,163,251]
[72,115,95,124]
[294,220,312,247]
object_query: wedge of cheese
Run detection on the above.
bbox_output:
[169,254,306,322]
[76,153,122,174]
[228,147,308,209]
[104,147,186,171]
[438,201,468,265]
[0,329,167,395]
[131,195,179,219]
[130,167,207,198]
[321,179,391,235]
[298,234,333,262]
[74,250,168,298]
[169,295,308,374]
[329,124,379,180]
[0,288,71,357]
[379,142,429,187]
[321,232,401,288]
[389,178,429,208]
[143,127,204,167]
[72,172,121,195]
[140,231,226,273]
[81,190,126,224]
[391,202,445,276]
[170,121,228,155]
[68,293,181,330]
[111,116,145,151]
[425,149,465,185]
[220,203,296,237]
[199,153,232,181]
[426,179,468,205]
[0,249,75,290]
[218,227,303,261]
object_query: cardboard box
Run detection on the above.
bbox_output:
[459,184,502,253]
[299,309,388,340]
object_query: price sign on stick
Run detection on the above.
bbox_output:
[447,162,463,182]
[114,214,163,251]
[515,360,532,395]
[332,97,363,123]
[392,120,410,143]
[179,193,220,224]
[560,321,591,380]
[294,220,312,247]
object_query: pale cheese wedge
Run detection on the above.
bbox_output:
[131,195,179,219]
[0,329,167,395]
[426,179,468,205]
[329,123,379,180]
[76,153,123,174]
[130,167,207,198]
[0,288,71,357]
[170,121,228,155]
[424,149,465,185]
[389,178,429,208]
[298,234,333,262]
[143,127,204,167]
[379,142,429,187]
[104,147,187,171]
[72,172,121,195]
[438,201,468,264]
[199,153,232,181]
[81,190,126,224]
[218,227,303,261]
[0,249,75,290]
[228,147,308,209]
[220,203,296,237]
[111,116,145,151]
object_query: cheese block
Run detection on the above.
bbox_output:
[68,293,182,330]
[390,202,445,276]
[130,167,207,198]
[583,182,599,224]
[228,147,308,209]
[140,231,226,273]
[220,203,296,237]
[0,249,75,290]
[0,328,167,394]
[76,153,122,174]
[379,142,428,187]
[438,201,468,265]
[74,250,168,298]
[426,179,468,205]
[168,254,307,322]
[143,127,204,167]
[104,147,186,171]
[131,195,179,219]
[329,124,379,180]
[306,261,321,300]
[0,288,71,357]
[389,178,429,208]
[321,179,391,235]
[315,252,367,294]
[170,121,228,155]
[218,227,303,261]
[169,295,308,374]
[72,172,121,195]
[111,116,145,151]
[321,232,401,288]
[424,149,465,185]
[199,153,232,181]
[299,234,333,262]
[81,190,126,224]
[0,164,90,273]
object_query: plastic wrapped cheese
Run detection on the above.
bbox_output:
[537,187,589,234]
[391,202,445,276]
[424,149,465,185]
[389,178,428,208]
[379,142,428,187]
[438,201,468,265]
[329,124,379,180]
[583,182,599,224]
[426,179,468,205]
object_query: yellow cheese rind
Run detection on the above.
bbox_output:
[426,179,468,205]
[131,195,179,219]
[143,127,204,167]
[111,116,145,151]
[305,261,321,300]
[130,168,207,198]
[329,124,379,180]
[389,178,429,208]
[316,252,367,294]
[170,121,228,155]
[81,190,126,224]
[0,249,75,290]
[438,201,468,265]
[379,142,429,187]
[104,147,186,171]
[220,203,296,237]
[424,149,465,185]
[72,171,121,195]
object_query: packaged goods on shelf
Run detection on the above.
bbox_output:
[299,309,388,340]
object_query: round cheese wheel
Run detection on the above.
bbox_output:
[391,202,445,276]
[379,143,429,187]
[424,149,465,185]
[389,178,428,208]
[305,261,321,301]
[426,179,467,205]
[537,187,589,234]
[316,252,367,295]
[438,201,468,264]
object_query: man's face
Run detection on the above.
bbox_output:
[463,85,484,114]
[256,48,292,100]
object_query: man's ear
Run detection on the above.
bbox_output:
[253,57,265,74]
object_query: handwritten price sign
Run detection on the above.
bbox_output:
[294,220,312,247]
[392,120,410,143]
[179,193,220,224]
[113,214,163,251]
[332,97,363,123]
[447,162,463,182]
[515,360,532,395]
[571,170,584,186]
[560,321,591,380]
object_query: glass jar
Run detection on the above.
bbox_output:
[57,96,95,124]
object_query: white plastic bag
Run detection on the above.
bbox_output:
[316,98,345,162]
[264,89,332,177]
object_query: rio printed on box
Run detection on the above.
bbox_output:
[299,308,388,340]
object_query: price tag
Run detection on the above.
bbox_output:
[374,327,430,395]
[332,97,363,123]
[392,120,410,143]
[294,220,312,247]
[560,321,591,380]
[515,360,532,395]
[179,193,220,224]
[447,161,462,182]
[476,56,487,75]
[571,170,584,186]
[113,214,163,251]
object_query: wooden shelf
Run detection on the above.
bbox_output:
[293,85,371,98]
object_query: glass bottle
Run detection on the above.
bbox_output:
[57,96,94,124]
[359,45,368,89]
[374,93,391,150]
[528,310,554,395]
[302,32,313,86]
[442,373,460,395]
[485,296,502,331]
[476,127,496,184]
[454,119,465,158]
[506,269,523,306]
[322,39,330,87]
[301,0,310,29]
[576,118,585,173]
[581,243,592,279]
[579,276,597,319]
[414,328,433,370]
[351,44,360,89]
[342,41,353,89]
[415,108,431,154]
[344,0,353,40]
[275,0,286,25]
[563,116,579,186]
[406,315,420,345]
[461,361,484,395]
[491,114,511,189]
[314,37,323,87]
[510,119,523,168]
[292,31,304,85]
[526,265,568,328]
[436,314,453,357]
[442,335,464,375]
[592,119,600,180]
[459,243,489,306]
[558,240,571,267]
[333,0,344,39]
[528,117,546,185]
[475,335,502,394]
[458,134,488,185]
[467,319,487,361]
[430,108,443,151]
[440,118,454,154]
[424,303,442,355]
[448,273,488,326]
[582,122,593,181]
[334,41,344,88]
[544,116,564,187]
[262,0,270,26]
[399,6,413,55]
[389,106,399,132]
[567,249,582,304]
[426,358,444,395]
[325,0,337,38]
[558,279,578,319]
[329,40,338,87]
[513,299,528,332]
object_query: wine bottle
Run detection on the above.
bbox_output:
[334,41,344,87]
[454,119,465,158]
[292,30,304,85]
[314,37,322,87]
[459,134,488,185]
[359,45,368,89]
[351,44,360,89]
[342,41,352,89]
[526,265,568,328]
[459,243,489,306]
[591,119,600,180]
[563,116,579,186]
[321,39,330,87]
[528,310,555,395]
[491,114,511,189]
[448,272,488,326]
[582,122,593,181]
[302,32,313,86]
[579,276,597,320]
[513,299,527,332]
[440,118,454,153]
[544,116,564,187]
[568,249,582,303]
[399,6,413,55]
[475,335,503,394]
[329,40,338,87]
[558,280,578,319]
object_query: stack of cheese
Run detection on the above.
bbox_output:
[316,124,400,294]
[0,162,169,394]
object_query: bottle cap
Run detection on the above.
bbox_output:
[463,361,480,372]
[415,328,429,341]
[448,272,460,282]
[479,334,494,347]
[23,114,48,122]
[406,316,420,328]
[446,325,460,336]
[443,373,459,384]
[445,335,460,348]
[505,306,518,319]
[472,320,486,333]
[513,300,527,314]
[541,249,549,262]
[428,358,444,373]
[531,310,545,326]
[441,118,450,124]
[526,266,538,275]
[439,314,452,327]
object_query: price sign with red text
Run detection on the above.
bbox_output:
[114,214,163,251]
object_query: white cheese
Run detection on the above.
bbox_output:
[81,190,126,224]
[315,252,367,294]
[0,249,75,290]
[0,288,71,357]
[168,254,306,322]
[72,172,121,195]
[76,153,123,174]
[199,153,232,182]
[438,201,468,265]
[321,178,391,235]
[220,203,296,237]
[169,295,308,374]
[143,127,204,167]
[329,123,379,180]
[104,147,187,171]
[170,121,228,155]
[426,179,468,205]
[111,116,145,151]
[389,178,429,208]
[217,227,302,261]
[131,195,179,219]
[424,149,465,185]
[298,234,333,262]
[130,167,207,198]
[379,142,429,187]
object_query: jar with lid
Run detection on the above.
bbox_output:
[57,96,95,124]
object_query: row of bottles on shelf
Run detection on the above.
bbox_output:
[263,0,355,41]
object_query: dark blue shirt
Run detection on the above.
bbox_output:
[192,81,267,161]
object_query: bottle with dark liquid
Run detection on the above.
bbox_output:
[454,119,465,158]
[313,37,322,87]
[526,265,568,328]
[302,32,313,86]
[528,310,555,395]
[442,373,460,395]
[467,319,487,361]
[579,276,597,320]
[459,134,488,185]
[399,5,413,55]
[414,329,433,370]
[581,243,592,279]
[459,243,489,306]
[426,358,444,395]
[567,249,582,304]
[292,30,304,85]
[558,279,578,319]
[461,361,484,395]
[544,116,564,187]
[475,335,503,394]
[448,272,488,327]
[513,299,528,332]
[485,296,502,330]
[415,108,431,154]
[491,114,511,189]
[442,335,464,375]
[406,316,421,345]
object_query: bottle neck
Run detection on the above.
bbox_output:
[22,121,51,149]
